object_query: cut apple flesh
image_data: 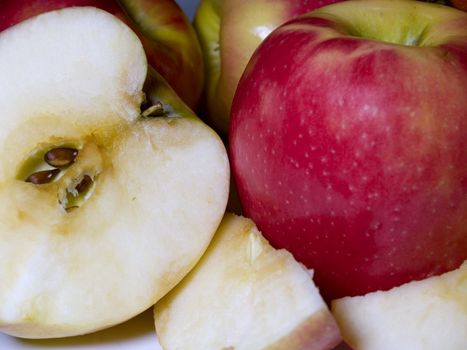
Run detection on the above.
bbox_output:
[0,8,229,338]
[154,213,343,350]
[332,261,467,350]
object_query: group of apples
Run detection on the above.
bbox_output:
[0,0,465,349]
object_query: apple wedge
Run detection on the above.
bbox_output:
[154,213,343,350]
[0,7,229,338]
[332,261,467,350]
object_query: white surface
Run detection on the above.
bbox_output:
[0,1,199,349]
[0,309,163,349]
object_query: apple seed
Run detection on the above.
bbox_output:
[44,147,78,167]
[62,174,95,212]
[25,168,60,184]
[75,175,92,193]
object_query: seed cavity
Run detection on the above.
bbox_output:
[21,146,79,184]
[44,147,78,168]
[20,142,99,213]
[61,174,96,212]
[25,169,60,185]
[75,175,92,194]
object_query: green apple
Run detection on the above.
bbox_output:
[0,7,229,338]
[194,0,340,134]
[154,214,344,350]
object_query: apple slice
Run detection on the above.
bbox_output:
[154,213,343,350]
[332,261,467,350]
[0,7,229,338]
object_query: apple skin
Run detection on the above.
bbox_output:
[0,0,203,110]
[194,0,341,134]
[230,0,467,301]
[452,0,467,11]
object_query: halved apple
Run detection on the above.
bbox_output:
[0,7,229,338]
[154,213,343,350]
[332,261,467,350]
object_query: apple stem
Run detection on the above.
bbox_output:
[142,101,165,118]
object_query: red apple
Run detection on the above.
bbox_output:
[452,0,467,11]
[193,0,341,134]
[230,0,467,301]
[0,0,203,110]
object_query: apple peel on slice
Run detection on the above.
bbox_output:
[332,261,467,350]
[0,8,229,338]
[154,213,343,350]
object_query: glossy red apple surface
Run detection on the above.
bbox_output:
[230,0,467,301]
[0,0,203,109]
[451,0,467,11]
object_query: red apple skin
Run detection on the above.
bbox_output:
[230,1,467,301]
[452,0,467,11]
[0,0,203,110]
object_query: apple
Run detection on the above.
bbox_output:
[230,0,467,301]
[154,213,345,350]
[421,0,467,12]
[331,261,467,349]
[0,0,204,110]
[193,0,340,134]
[0,7,229,338]
[452,0,467,11]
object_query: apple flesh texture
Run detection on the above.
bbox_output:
[154,213,343,350]
[332,261,467,350]
[0,8,229,338]
[194,0,340,134]
[230,0,467,301]
[0,0,203,110]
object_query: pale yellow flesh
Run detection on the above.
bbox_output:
[332,261,467,350]
[0,8,229,338]
[154,214,342,350]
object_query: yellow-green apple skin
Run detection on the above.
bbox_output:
[0,0,203,110]
[154,213,345,350]
[230,0,467,301]
[194,0,340,134]
[0,7,229,338]
[332,261,467,350]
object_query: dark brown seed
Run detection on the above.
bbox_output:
[25,168,60,184]
[44,147,78,167]
[75,175,93,193]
